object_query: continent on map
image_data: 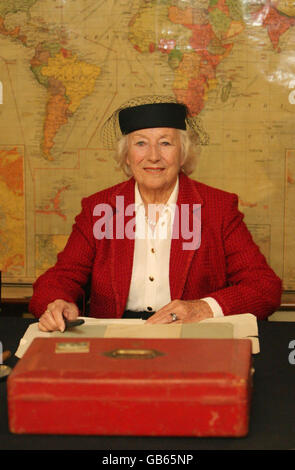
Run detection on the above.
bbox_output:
[0,1,101,161]
[129,0,245,116]
[35,234,68,277]
[0,0,39,17]
[253,1,295,51]
[35,181,71,221]
[31,44,101,160]
[0,147,25,276]
[0,0,39,44]
[0,16,26,43]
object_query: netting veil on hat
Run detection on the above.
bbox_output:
[101,95,209,149]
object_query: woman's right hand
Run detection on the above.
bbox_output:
[38,299,80,332]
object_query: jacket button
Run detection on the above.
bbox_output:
[149,276,154,281]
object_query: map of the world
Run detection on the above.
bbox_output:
[0,0,295,290]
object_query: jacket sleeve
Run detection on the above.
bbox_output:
[207,194,282,320]
[29,197,95,318]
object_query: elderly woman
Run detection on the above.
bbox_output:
[30,96,282,332]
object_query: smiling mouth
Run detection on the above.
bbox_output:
[144,167,165,173]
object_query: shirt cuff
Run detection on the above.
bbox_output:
[201,297,224,318]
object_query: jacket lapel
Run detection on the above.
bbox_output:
[110,178,136,316]
[169,172,204,300]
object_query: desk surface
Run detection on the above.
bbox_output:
[1,317,295,451]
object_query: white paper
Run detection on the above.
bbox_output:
[15,313,259,358]
[15,317,144,358]
[200,313,259,353]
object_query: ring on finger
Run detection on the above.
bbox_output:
[170,312,178,322]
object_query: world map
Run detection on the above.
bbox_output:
[0,0,295,291]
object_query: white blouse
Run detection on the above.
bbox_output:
[125,178,223,317]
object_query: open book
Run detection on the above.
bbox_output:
[15,313,259,358]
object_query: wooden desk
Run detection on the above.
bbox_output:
[0,284,32,317]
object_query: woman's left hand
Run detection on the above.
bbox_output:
[145,299,213,324]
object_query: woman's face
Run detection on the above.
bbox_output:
[126,127,183,195]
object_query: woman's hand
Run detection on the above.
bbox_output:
[145,299,213,324]
[38,299,80,332]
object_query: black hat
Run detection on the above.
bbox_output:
[118,102,187,134]
[101,95,209,148]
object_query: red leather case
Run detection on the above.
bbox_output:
[7,337,253,436]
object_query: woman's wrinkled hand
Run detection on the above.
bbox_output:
[145,299,213,324]
[38,299,79,332]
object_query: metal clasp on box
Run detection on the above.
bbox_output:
[55,342,90,353]
[105,348,164,359]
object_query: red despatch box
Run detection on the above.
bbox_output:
[7,337,253,436]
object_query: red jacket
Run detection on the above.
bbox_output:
[29,172,282,319]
